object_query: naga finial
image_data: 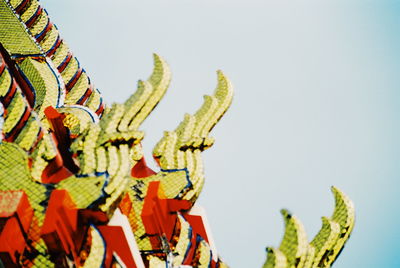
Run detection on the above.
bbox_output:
[0,1,354,267]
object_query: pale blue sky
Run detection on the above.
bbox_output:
[41,1,400,267]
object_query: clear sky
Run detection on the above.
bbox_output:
[41,0,400,267]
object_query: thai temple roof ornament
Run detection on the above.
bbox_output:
[0,0,355,267]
